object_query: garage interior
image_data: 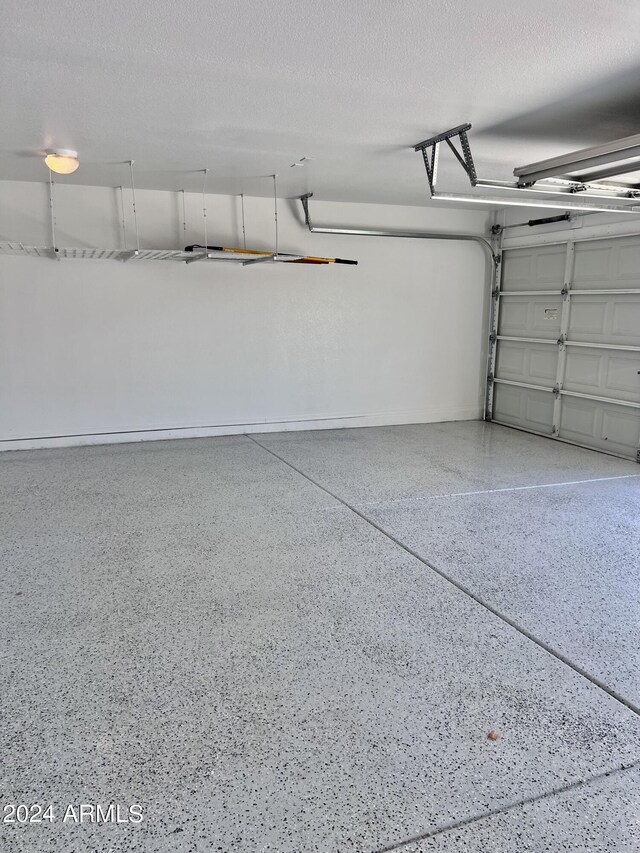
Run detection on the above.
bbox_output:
[1,2,639,851]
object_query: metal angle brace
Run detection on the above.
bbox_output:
[414,123,477,192]
[183,251,246,265]
[185,251,209,264]
[241,254,275,266]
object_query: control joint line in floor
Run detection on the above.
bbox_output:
[246,435,640,718]
[358,473,640,508]
[375,759,640,852]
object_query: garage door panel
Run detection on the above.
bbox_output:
[568,294,640,346]
[560,397,598,441]
[567,299,608,337]
[529,347,558,385]
[618,241,640,284]
[573,235,640,289]
[560,397,640,459]
[600,406,640,458]
[498,297,563,339]
[493,239,639,461]
[501,246,567,292]
[493,383,554,434]
[564,349,640,404]
[612,300,640,344]
[572,243,613,288]
[495,341,556,386]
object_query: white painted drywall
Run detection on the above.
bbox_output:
[0,181,491,449]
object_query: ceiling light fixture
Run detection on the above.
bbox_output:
[44,149,79,174]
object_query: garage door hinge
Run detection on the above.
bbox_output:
[561,286,569,297]
[557,334,566,346]
[552,385,561,397]
[487,372,494,383]
[492,287,500,299]
[489,333,497,343]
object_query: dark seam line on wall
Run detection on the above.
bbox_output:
[0,414,379,443]
[246,434,640,719]
[374,759,640,852]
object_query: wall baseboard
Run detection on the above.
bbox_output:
[0,406,482,452]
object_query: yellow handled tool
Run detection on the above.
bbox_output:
[185,245,357,265]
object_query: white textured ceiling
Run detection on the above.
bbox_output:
[2,0,640,205]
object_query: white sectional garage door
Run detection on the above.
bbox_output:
[489,234,640,461]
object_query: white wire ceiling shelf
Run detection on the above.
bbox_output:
[1,167,357,269]
[0,242,357,266]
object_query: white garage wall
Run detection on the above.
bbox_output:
[0,180,490,449]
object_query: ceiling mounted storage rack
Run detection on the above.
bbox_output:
[414,123,640,214]
[1,166,357,267]
[0,243,357,266]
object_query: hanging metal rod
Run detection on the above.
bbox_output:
[240,193,246,249]
[47,170,59,260]
[128,160,140,252]
[272,173,279,257]
[202,168,209,250]
[299,193,498,266]
[119,186,127,250]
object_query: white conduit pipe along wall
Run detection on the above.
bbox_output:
[299,194,498,266]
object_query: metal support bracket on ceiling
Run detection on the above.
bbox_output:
[413,123,640,214]
[413,123,477,193]
[241,254,275,266]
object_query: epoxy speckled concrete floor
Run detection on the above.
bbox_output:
[1,422,639,852]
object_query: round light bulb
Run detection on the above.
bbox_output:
[44,149,79,174]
